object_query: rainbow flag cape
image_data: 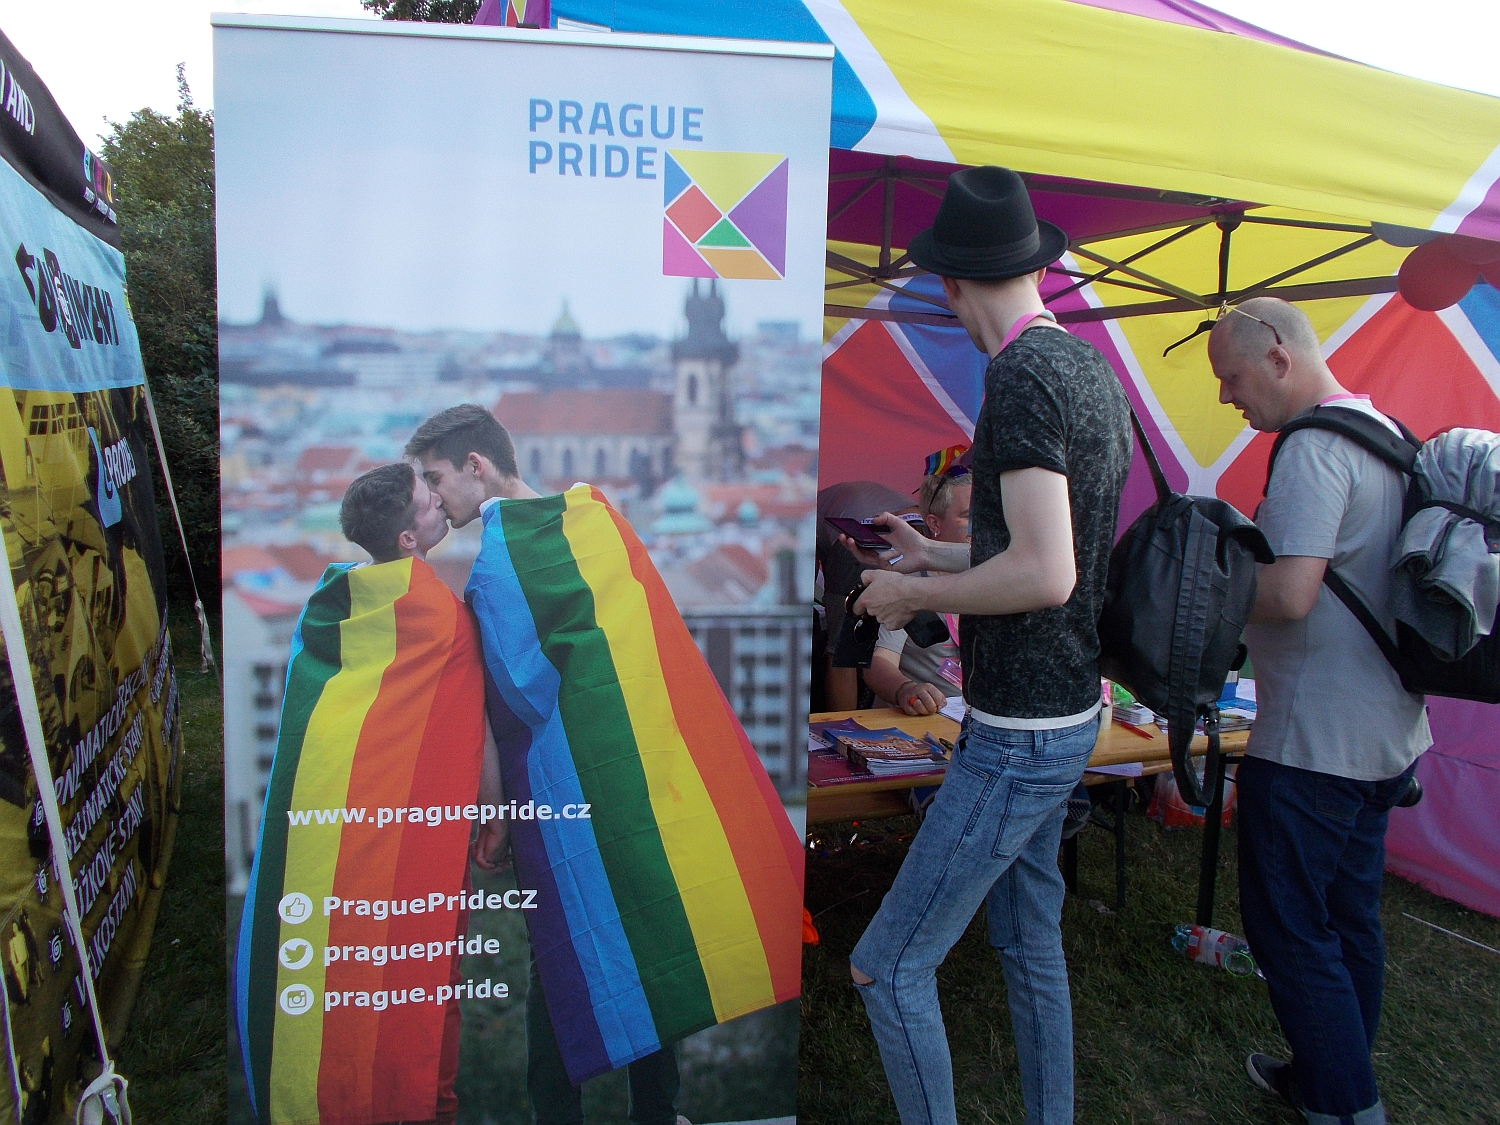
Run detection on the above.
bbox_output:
[236,558,486,1125]
[467,485,804,1084]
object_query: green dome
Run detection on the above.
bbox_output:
[651,473,712,534]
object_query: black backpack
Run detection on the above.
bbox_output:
[1266,406,1500,703]
[1098,409,1273,808]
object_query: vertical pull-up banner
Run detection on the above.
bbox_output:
[0,26,180,1125]
[214,16,830,1125]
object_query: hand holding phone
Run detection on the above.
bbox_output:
[824,516,895,550]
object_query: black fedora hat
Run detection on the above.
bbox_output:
[908,166,1068,281]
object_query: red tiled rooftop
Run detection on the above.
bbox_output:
[495,390,672,436]
[222,545,283,578]
[232,590,302,619]
[265,543,339,582]
[294,445,359,474]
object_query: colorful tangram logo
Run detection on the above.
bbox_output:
[663,151,788,281]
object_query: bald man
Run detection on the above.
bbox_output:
[1210,298,1429,1125]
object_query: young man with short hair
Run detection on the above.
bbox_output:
[404,405,688,1125]
[339,460,452,563]
[240,462,502,1125]
[846,166,1132,1125]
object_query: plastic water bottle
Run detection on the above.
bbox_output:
[1172,923,1257,977]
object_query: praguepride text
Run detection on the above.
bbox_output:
[286,800,591,827]
[324,932,506,967]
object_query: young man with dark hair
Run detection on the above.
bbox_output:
[338,460,450,563]
[403,402,521,514]
[406,405,689,1125]
[843,166,1132,1125]
[242,461,506,1125]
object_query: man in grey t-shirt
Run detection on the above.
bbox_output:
[1210,298,1430,1125]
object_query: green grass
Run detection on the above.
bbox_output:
[113,611,227,1120]
[114,626,1500,1124]
[799,809,1500,1125]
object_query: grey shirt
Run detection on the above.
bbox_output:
[876,623,963,697]
[1247,398,1431,780]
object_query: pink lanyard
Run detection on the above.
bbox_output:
[999,310,1060,354]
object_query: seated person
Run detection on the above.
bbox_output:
[816,479,917,710]
[865,447,972,716]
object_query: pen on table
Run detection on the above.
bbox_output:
[1116,720,1156,740]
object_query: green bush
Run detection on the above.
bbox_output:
[100,69,219,601]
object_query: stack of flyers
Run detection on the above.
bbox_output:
[1114,701,1154,725]
[835,728,948,775]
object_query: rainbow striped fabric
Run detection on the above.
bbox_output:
[236,558,486,1125]
[923,443,971,478]
[468,485,805,1084]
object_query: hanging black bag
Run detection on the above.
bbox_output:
[1098,408,1274,808]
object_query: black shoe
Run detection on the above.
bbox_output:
[1395,776,1423,808]
[1061,783,1092,841]
[1246,1053,1300,1110]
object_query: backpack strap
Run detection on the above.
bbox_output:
[1163,503,1223,809]
[1125,403,1172,507]
[1264,405,1419,496]
[1261,405,1425,685]
[1320,568,1413,680]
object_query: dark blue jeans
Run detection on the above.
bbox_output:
[526,955,680,1125]
[1237,755,1416,1125]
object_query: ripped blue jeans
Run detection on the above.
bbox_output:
[851,716,1094,1125]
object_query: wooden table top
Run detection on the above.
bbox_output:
[807,707,1249,804]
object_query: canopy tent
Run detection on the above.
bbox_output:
[524,0,1500,916]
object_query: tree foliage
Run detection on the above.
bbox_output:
[360,0,481,21]
[100,69,219,600]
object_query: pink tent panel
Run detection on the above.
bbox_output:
[1387,697,1500,917]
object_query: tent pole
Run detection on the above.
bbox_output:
[879,156,895,275]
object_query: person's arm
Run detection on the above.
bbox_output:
[1247,431,1350,625]
[1248,556,1327,623]
[865,645,946,716]
[824,661,860,712]
[472,717,510,872]
[855,467,1075,628]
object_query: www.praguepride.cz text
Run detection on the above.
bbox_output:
[286,800,591,827]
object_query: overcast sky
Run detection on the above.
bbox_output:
[0,1,1497,148]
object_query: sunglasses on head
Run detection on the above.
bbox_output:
[1162,301,1284,357]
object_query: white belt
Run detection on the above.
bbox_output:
[966,697,1103,730]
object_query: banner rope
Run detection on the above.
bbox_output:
[0,559,132,1124]
[138,377,218,683]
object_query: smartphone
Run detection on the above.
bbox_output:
[825,516,896,550]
